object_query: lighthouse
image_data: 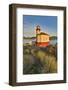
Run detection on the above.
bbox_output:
[36,25,50,47]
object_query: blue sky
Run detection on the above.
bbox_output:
[23,15,57,37]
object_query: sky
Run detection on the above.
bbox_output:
[23,15,57,37]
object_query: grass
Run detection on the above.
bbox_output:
[23,44,57,74]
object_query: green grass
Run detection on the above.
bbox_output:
[23,44,57,74]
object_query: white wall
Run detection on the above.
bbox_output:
[0,0,68,90]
